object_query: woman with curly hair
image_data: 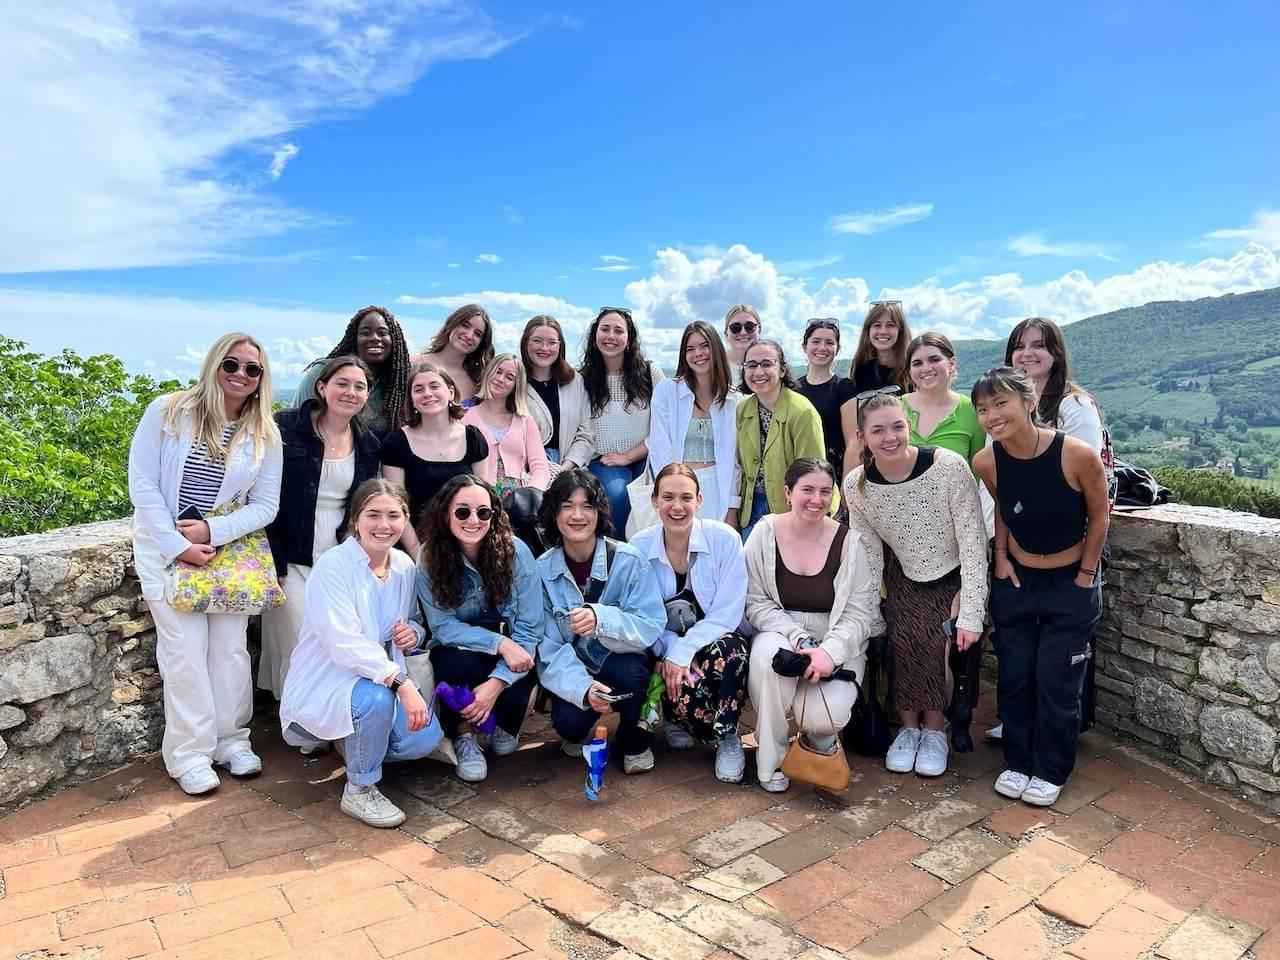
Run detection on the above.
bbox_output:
[463,353,551,496]
[520,315,594,471]
[580,307,665,534]
[294,305,412,436]
[379,360,489,557]
[417,476,541,782]
[416,304,495,408]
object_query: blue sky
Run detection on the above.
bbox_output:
[4,1,1279,380]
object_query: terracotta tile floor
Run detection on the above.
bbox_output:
[2,695,1278,960]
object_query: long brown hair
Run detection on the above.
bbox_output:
[853,302,911,387]
[1004,317,1093,425]
[674,320,731,407]
[905,332,957,392]
[520,315,576,387]
[418,475,516,609]
[424,304,495,383]
[404,359,466,427]
[853,392,908,494]
[581,308,655,416]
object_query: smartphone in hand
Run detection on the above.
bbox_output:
[595,691,633,704]
[178,505,204,522]
[942,617,957,642]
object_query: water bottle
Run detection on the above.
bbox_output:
[583,723,609,802]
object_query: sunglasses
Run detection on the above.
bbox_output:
[220,357,263,378]
[598,306,632,320]
[728,321,759,335]
[855,385,902,406]
[453,505,494,522]
[805,318,840,333]
[868,299,903,307]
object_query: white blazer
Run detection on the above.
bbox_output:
[647,377,742,519]
[279,538,425,741]
[524,373,595,467]
[127,395,282,601]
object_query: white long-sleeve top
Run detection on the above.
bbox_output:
[1056,393,1104,452]
[631,518,748,667]
[127,394,282,601]
[646,378,743,519]
[279,537,425,741]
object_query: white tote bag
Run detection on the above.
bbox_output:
[625,459,659,539]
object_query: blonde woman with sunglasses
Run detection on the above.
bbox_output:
[128,333,282,795]
[723,304,763,387]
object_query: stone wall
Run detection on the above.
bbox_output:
[2,505,1279,811]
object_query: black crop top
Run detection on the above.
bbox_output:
[994,431,1087,555]
[776,525,848,613]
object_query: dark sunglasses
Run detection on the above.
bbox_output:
[728,320,759,335]
[855,385,902,406]
[597,306,632,320]
[453,505,494,522]
[220,357,263,378]
[868,299,903,307]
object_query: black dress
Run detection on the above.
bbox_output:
[378,426,490,528]
[797,375,857,469]
[852,361,899,393]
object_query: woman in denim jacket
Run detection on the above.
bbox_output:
[536,468,666,773]
[417,475,542,783]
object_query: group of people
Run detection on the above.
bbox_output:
[128,301,1110,829]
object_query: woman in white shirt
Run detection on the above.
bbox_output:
[648,321,742,526]
[1005,317,1104,452]
[280,479,441,828]
[127,333,282,795]
[631,465,749,783]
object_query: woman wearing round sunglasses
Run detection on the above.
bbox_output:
[417,476,541,782]
[734,340,829,540]
[581,306,664,535]
[723,304,762,387]
[797,318,858,476]
[128,333,282,795]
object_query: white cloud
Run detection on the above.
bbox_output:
[0,2,518,274]
[1009,232,1116,261]
[827,203,934,236]
[777,253,844,274]
[447,262,461,268]
[601,255,629,263]
[594,265,632,273]
[1206,209,1280,249]
[504,205,523,225]
[268,143,299,180]
[476,253,502,264]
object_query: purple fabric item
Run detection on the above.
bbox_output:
[434,682,497,734]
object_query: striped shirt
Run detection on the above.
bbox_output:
[178,423,235,514]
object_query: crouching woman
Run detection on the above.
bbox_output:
[280,479,442,828]
[536,468,666,773]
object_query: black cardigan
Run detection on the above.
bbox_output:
[266,400,382,577]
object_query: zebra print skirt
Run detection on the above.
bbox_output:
[883,550,961,713]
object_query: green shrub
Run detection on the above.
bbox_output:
[1154,466,1280,519]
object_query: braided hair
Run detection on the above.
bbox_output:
[320,305,411,431]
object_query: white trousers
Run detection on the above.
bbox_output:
[749,626,858,783]
[150,600,253,778]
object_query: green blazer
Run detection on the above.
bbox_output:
[735,387,835,527]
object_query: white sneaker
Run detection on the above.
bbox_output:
[914,730,949,777]
[489,727,519,756]
[1021,777,1062,807]
[714,734,745,783]
[454,734,488,782]
[760,771,790,793]
[218,749,262,777]
[561,738,585,758]
[986,723,1004,742]
[176,765,219,796]
[995,769,1032,799]
[886,727,922,773]
[340,784,406,828]
[664,724,696,749]
[623,748,655,775]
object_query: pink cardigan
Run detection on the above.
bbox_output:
[462,408,551,490]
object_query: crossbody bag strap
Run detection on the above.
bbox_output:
[582,538,617,605]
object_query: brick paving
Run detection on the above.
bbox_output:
[3,694,1279,960]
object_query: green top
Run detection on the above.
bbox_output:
[734,387,835,524]
[904,394,986,469]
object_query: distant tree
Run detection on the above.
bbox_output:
[1155,466,1280,519]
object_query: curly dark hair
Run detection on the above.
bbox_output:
[424,304,495,385]
[580,308,655,417]
[316,305,412,431]
[418,475,516,610]
[538,467,614,547]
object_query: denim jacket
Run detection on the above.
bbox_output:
[416,538,543,687]
[537,536,665,707]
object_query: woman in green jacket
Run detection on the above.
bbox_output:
[735,339,830,540]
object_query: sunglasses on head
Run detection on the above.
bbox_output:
[598,306,632,320]
[453,505,494,522]
[855,385,902,405]
[805,318,840,333]
[728,320,759,335]
[869,299,903,307]
[220,357,263,378]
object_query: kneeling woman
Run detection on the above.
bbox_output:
[280,480,442,828]
[745,459,882,792]
[972,367,1109,807]
[631,465,750,783]
[418,476,542,782]
[844,394,988,778]
[536,468,666,773]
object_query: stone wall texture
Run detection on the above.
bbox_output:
[1,504,1279,811]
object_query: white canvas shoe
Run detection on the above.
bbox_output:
[1021,777,1062,807]
[176,765,219,796]
[454,734,488,782]
[340,784,406,828]
[760,771,790,793]
[218,749,262,777]
[885,727,922,773]
[994,769,1032,799]
[914,730,949,777]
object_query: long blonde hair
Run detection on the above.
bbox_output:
[162,332,278,461]
[476,353,530,416]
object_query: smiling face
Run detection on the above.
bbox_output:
[725,310,760,351]
[487,358,518,401]
[450,312,487,356]
[410,370,455,420]
[355,311,393,367]
[909,344,955,392]
[743,342,782,396]
[447,484,493,552]
[1009,329,1055,383]
[594,313,630,361]
[354,494,407,551]
[654,473,701,533]
[804,328,839,370]
[786,471,834,520]
[683,330,713,377]
[868,316,900,355]
[316,364,370,418]
[217,340,262,410]
[859,404,911,463]
[556,488,599,551]
[526,323,562,374]
[975,388,1035,443]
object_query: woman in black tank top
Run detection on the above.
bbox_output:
[971,366,1110,809]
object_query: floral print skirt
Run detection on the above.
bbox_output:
[662,632,750,743]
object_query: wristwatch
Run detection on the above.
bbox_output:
[389,671,409,693]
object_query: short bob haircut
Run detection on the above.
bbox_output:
[520,315,576,387]
[404,359,466,426]
[537,467,615,547]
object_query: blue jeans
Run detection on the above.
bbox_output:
[740,488,771,542]
[589,458,644,537]
[546,448,561,465]
[289,678,443,787]
[550,651,653,757]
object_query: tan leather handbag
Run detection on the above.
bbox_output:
[780,684,851,792]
